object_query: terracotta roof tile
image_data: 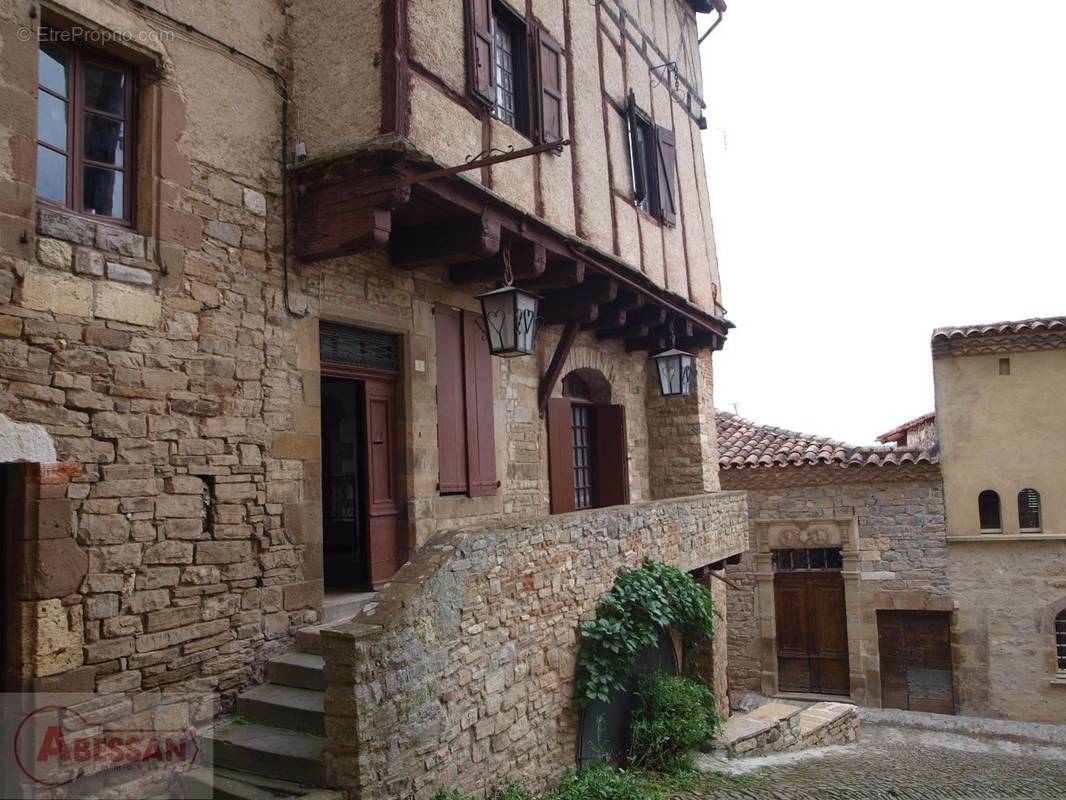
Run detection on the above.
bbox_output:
[931,316,1066,342]
[716,412,938,470]
[875,412,935,445]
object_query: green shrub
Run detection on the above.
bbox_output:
[430,790,475,800]
[548,763,650,800]
[628,673,719,774]
[493,782,535,800]
[574,559,717,707]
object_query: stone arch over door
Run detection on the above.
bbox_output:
[752,519,864,701]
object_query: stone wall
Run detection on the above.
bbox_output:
[723,468,949,706]
[320,492,749,800]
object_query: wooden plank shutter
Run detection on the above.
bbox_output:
[462,311,498,497]
[546,397,576,514]
[627,92,648,205]
[435,306,468,493]
[468,0,496,106]
[364,377,402,588]
[535,29,563,144]
[654,125,678,225]
[593,404,629,508]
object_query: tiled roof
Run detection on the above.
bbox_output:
[716,412,938,470]
[931,317,1066,342]
[875,412,935,445]
[930,316,1066,359]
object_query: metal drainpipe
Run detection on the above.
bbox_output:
[698,6,725,45]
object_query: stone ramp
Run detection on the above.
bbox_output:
[707,700,859,760]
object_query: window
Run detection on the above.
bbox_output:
[546,371,628,514]
[466,0,562,143]
[36,32,135,223]
[1056,610,1066,674]
[771,548,843,572]
[435,305,497,497]
[998,357,1011,376]
[626,91,677,225]
[1018,488,1042,532]
[978,490,1002,532]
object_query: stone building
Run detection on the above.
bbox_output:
[0,0,745,797]
[722,316,1066,725]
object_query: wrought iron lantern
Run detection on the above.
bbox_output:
[475,244,540,357]
[650,324,695,396]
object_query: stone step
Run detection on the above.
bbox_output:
[294,623,331,655]
[205,720,327,786]
[236,684,326,736]
[180,766,303,800]
[266,652,325,692]
[321,591,374,624]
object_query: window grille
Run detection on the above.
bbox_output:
[771,548,843,572]
[319,323,400,373]
[492,16,517,127]
[571,404,595,510]
[1018,488,1042,531]
[1056,611,1066,673]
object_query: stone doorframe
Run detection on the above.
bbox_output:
[753,518,864,702]
[753,518,957,707]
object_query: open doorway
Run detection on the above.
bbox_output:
[319,323,404,596]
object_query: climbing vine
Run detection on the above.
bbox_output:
[573,558,716,708]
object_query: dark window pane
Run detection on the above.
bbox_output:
[84,63,125,115]
[978,490,1001,530]
[83,113,125,166]
[39,43,67,96]
[82,166,123,218]
[37,92,68,150]
[36,146,67,204]
[1018,489,1041,530]
[809,549,826,570]
[492,16,517,128]
[826,548,843,569]
[1056,611,1066,671]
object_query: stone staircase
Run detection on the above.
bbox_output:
[180,594,372,799]
[701,700,859,762]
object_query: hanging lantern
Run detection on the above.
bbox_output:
[475,242,540,357]
[651,347,696,397]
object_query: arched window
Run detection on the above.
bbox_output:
[978,490,1001,532]
[1056,610,1066,674]
[1019,489,1042,532]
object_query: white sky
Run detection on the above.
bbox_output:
[700,1,1066,444]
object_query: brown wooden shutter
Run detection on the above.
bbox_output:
[535,29,563,144]
[627,92,647,205]
[468,0,496,106]
[593,404,629,508]
[462,311,498,497]
[435,306,468,493]
[546,397,576,514]
[654,125,678,225]
[364,377,402,588]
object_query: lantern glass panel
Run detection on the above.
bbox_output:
[652,349,695,396]
[515,290,538,354]
[477,286,540,357]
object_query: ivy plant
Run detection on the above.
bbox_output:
[573,558,716,708]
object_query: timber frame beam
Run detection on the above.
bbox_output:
[291,146,733,351]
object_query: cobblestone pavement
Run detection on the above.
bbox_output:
[681,724,1066,799]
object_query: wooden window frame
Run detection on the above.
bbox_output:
[1055,609,1066,675]
[36,29,137,226]
[1018,488,1042,533]
[626,91,678,226]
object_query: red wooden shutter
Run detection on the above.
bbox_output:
[435,306,468,493]
[535,29,563,144]
[468,0,496,106]
[364,377,402,588]
[593,404,629,508]
[547,397,576,514]
[654,125,677,225]
[627,92,648,205]
[462,311,498,497]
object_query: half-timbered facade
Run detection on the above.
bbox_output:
[0,0,744,797]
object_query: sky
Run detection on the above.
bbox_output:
[699,1,1066,444]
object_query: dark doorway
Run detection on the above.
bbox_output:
[774,566,850,696]
[321,376,369,591]
[878,611,955,714]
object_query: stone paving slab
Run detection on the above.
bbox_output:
[798,701,856,736]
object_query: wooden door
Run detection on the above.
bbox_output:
[774,572,850,695]
[878,611,955,714]
[364,377,404,589]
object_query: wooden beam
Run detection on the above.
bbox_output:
[607,290,644,311]
[628,306,668,327]
[624,332,668,353]
[538,320,581,415]
[542,275,617,305]
[406,140,573,185]
[448,241,547,285]
[582,308,626,331]
[596,322,648,340]
[518,260,584,291]
[391,212,501,269]
[296,207,392,262]
[542,303,599,326]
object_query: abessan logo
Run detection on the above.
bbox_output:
[13,705,199,787]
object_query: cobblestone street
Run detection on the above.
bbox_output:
[686,723,1066,799]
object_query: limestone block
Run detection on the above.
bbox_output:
[17,599,84,678]
[37,237,72,269]
[94,283,162,327]
[21,269,92,317]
